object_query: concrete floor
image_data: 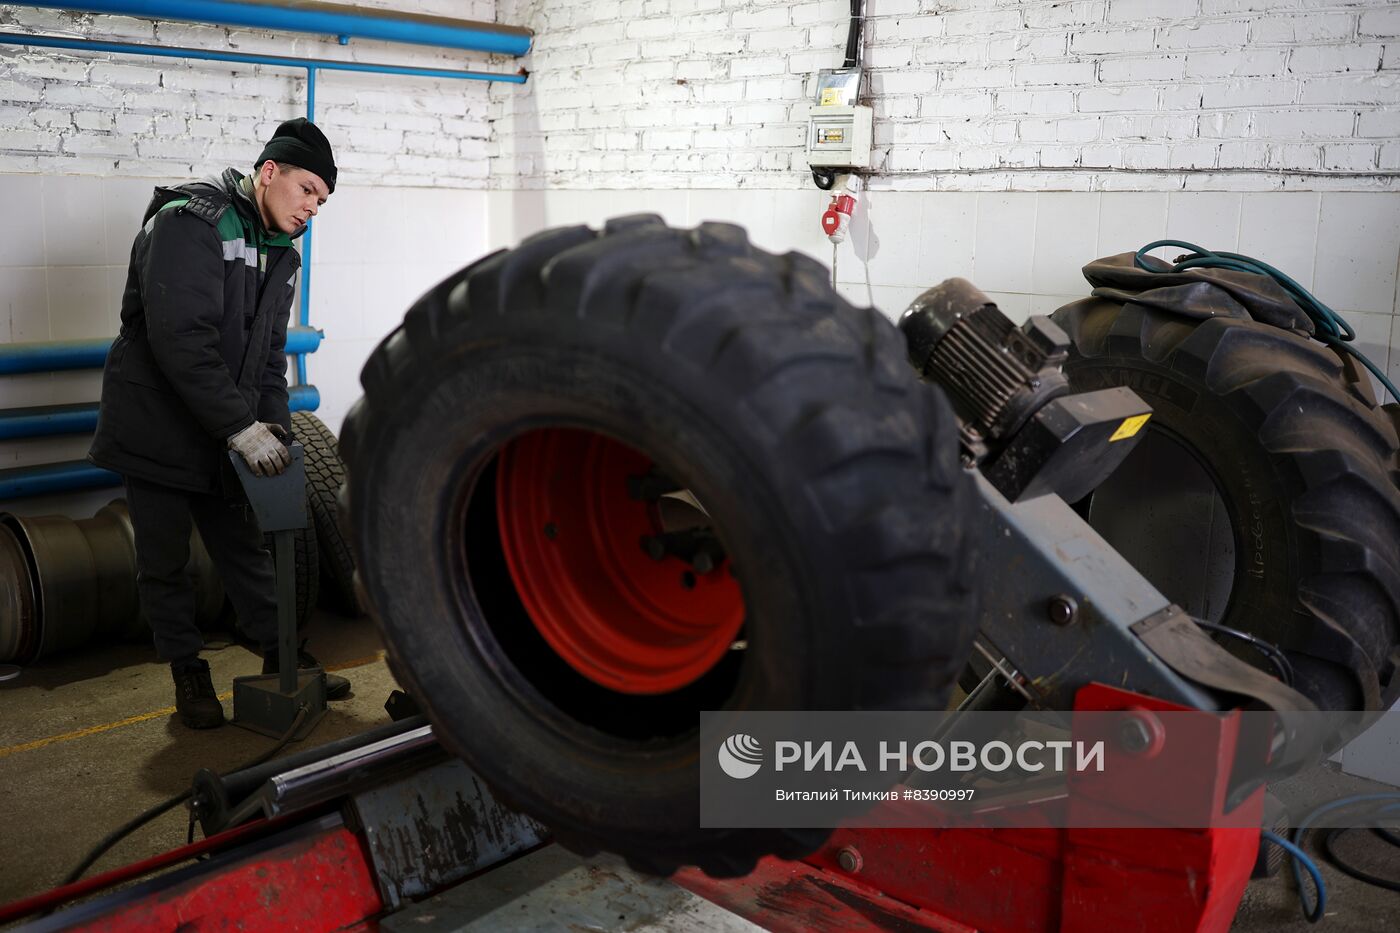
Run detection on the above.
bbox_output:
[0,607,399,908]
[1232,763,1400,932]
[1,618,1396,931]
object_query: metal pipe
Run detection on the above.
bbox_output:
[0,388,321,496]
[0,462,121,500]
[17,1,532,56]
[297,65,316,387]
[288,382,320,413]
[0,32,528,84]
[0,384,320,441]
[0,337,111,375]
[268,724,438,816]
[195,714,431,833]
[0,326,323,376]
[0,404,98,440]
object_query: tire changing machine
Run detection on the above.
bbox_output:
[0,684,1303,933]
[0,283,1330,933]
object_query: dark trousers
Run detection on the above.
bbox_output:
[125,476,278,662]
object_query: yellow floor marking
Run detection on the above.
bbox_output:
[324,650,386,673]
[0,650,387,760]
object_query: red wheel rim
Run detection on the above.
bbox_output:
[495,428,746,695]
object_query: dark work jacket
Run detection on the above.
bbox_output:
[89,168,301,494]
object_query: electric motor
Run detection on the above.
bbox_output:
[898,278,1152,503]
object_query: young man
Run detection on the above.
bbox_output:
[90,118,350,728]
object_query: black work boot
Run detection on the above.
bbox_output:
[171,657,225,729]
[262,642,351,700]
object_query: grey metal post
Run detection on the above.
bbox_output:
[275,528,297,695]
[227,442,326,740]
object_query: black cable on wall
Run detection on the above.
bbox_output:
[844,0,865,68]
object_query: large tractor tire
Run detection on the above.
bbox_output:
[292,410,360,615]
[341,216,979,875]
[1053,298,1400,712]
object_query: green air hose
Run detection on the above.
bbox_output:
[1134,239,1398,404]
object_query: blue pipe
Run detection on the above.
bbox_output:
[19,2,532,56]
[297,65,316,387]
[0,404,99,440]
[0,338,111,374]
[0,461,121,500]
[0,33,528,83]
[0,327,323,376]
[306,64,316,131]
[290,383,320,413]
[0,385,321,440]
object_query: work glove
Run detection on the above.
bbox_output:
[228,421,290,477]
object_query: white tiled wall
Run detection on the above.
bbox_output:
[0,172,147,505]
[309,185,491,435]
[7,181,1398,518]
[487,188,1400,401]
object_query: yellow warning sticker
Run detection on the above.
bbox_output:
[1110,413,1151,442]
[820,88,842,106]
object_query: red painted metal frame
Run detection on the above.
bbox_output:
[0,810,325,927]
[677,855,979,933]
[42,823,382,933]
[24,685,1263,932]
[680,684,1264,933]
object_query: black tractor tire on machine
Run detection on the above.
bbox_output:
[1052,299,1400,712]
[340,216,980,875]
[292,410,361,615]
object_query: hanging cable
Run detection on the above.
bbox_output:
[1192,619,1294,686]
[1319,800,1400,893]
[1321,824,1400,893]
[1277,793,1400,922]
[843,0,865,68]
[1133,240,1399,403]
[1262,830,1327,923]
[57,706,310,890]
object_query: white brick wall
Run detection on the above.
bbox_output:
[491,0,1400,191]
[0,1,501,187]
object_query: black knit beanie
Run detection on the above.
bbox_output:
[254,118,337,193]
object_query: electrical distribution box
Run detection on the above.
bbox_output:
[807,67,872,170]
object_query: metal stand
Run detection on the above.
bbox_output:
[226,442,326,741]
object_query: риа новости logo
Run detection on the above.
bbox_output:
[718,733,763,779]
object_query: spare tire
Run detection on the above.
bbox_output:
[292,410,360,615]
[341,216,979,875]
[1053,294,1400,712]
[263,518,318,630]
